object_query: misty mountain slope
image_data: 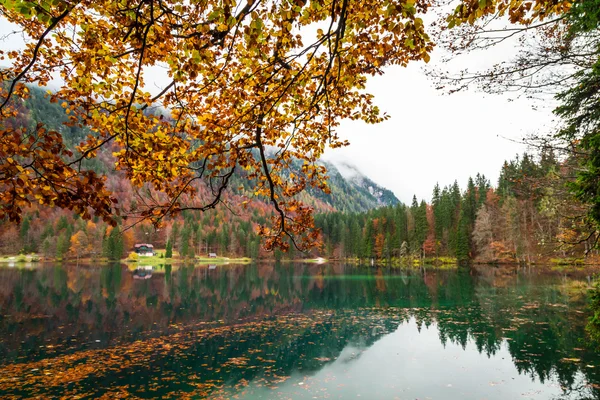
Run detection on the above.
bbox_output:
[11,85,399,214]
[311,161,399,213]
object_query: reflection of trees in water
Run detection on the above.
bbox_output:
[0,264,598,398]
[0,308,407,398]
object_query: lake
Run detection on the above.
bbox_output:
[0,263,599,399]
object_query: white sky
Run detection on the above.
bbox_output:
[0,13,556,204]
[323,60,555,203]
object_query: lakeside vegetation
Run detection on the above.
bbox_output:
[126,252,252,265]
[1,146,598,270]
[315,149,598,266]
[0,2,599,271]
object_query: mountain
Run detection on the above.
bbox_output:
[7,86,399,214]
[310,161,399,213]
[1,86,402,258]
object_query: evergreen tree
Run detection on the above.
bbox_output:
[432,183,444,241]
[363,219,375,258]
[165,238,173,258]
[103,227,124,260]
[180,224,191,258]
[384,231,392,262]
[475,173,490,207]
[41,237,52,258]
[349,218,362,257]
[465,177,478,224]
[416,200,428,245]
[40,223,54,242]
[194,225,203,256]
[395,204,408,250]
[219,224,230,255]
[56,231,71,259]
[456,212,471,262]
[171,222,180,254]
[19,217,31,253]
[432,183,441,205]
[56,216,69,232]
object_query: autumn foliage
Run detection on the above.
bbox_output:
[0,0,433,250]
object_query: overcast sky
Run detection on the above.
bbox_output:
[323,60,555,203]
[0,13,556,204]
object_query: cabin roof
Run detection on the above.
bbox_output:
[134,243,154,248]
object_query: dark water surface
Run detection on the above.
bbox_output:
[0,263,599,399]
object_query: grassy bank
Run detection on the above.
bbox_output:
[0,254,40,263]
[0,251,252,266]
[328,256,459,268]
[4,251,600,272]
[125,251,252,265]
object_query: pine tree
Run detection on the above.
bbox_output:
[432,183,441,205]
[165,238,173,258]
[56,216,69,232]
[19,217,31,253]
[415,200,428,248]
[456,212,471,262]
[56,231,71,259]
[364,219,374,258]
[103,227,124,260]
[395,204,408,249]
[181,223,192,258]
[171,222,180,254]
[465,177,478,224]
[219,224,230,255]
[432,183,444,241]
[42,237,53,258]
[476,173,490,207]
[384,232,392,262]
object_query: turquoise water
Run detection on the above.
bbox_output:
[0,263,598,399]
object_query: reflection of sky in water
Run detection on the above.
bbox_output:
[242,318,591,400]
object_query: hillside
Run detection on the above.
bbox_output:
[11,86,400,212]
[321,161,399,211]
[0,86,400,258]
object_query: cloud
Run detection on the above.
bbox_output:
[323,61,555,204]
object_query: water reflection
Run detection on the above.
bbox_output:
[133,265,153,280]
[0,263,598,399]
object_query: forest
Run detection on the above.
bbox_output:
[316,148,597,265]
[1,136,595,267]
[0,85,594,264]
[0,0,599,265]
[0,83,595,267]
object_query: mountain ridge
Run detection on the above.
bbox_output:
[9,85,400,214]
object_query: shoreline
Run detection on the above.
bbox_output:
[3,253,600,273]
